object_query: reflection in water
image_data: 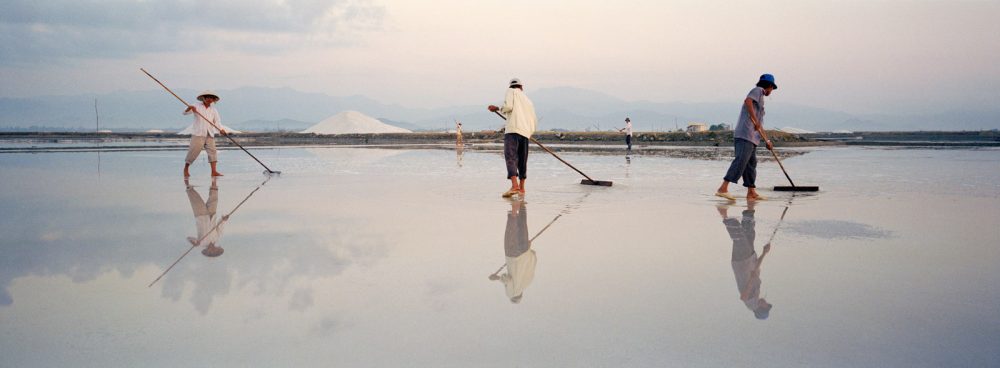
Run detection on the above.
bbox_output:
[625,155,631,178]
[488,193,589,303]
[187,177,226,257]
[148,176,270,287]
[490,199,537,303]
[718,201,773,320]
[785,220,892,240]
[456,145,464,168]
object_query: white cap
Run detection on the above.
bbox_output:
[509,78,522,87]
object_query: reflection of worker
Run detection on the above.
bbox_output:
[186,178,228,257]
[490,199,537,303]
[718,202,772,319]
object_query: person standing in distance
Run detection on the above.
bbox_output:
[618,117,633,153]
[488,78,538,198]
[716,74,777,201]
[183,90,226,177]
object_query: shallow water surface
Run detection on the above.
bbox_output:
[1,145,998,367]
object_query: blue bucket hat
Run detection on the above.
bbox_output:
[758,74,777,89]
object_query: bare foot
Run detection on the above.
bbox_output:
[715,191,736,201]
[212,172,224,177]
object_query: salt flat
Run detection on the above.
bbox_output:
[1,145,998,367]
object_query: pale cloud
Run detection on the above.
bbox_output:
[0,0,386,63]
[1,0,998,115]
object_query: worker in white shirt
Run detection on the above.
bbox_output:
[183,90,227,177]
[488,78,538,198]
[618,117,633,152]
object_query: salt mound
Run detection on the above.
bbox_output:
[302,111,411,134]
[778,127,814,134]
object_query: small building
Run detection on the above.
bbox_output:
[686,123,708,133]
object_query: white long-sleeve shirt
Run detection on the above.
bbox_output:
[183,104,222,137]
[500,88,538,139]
[194,215,226,247]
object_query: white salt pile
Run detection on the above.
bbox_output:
[302,111,411,134]
[778,127,815,134]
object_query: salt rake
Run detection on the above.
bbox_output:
[141,68,281,176]
[492,111,612,186]
[767,147,818,192]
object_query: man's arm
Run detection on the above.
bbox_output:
[744,98,773,150]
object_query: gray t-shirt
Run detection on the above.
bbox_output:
[734,87,766,146]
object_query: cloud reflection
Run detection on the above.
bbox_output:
[785,220,892,240]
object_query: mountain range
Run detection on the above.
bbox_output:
[1,86,997,132]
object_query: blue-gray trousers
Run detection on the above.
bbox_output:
[723,138,757,188]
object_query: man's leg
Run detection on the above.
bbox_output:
[184,136,206,177]
[516,135,528,194]
[719,139,752,196]
[744,148,761,199]
[205,137,223,176]
[502,134,521,195]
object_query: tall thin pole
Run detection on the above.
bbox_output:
[140,68,280,174]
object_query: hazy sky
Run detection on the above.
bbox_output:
[1,0,998,115]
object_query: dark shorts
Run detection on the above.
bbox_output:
[504,133,529,179]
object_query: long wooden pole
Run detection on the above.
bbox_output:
[140,68,280,174]
[767,148,796,187]
[492,110,600,183]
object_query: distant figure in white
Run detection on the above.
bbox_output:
[455,121,463,145]
[618,117,633,152]
[183,90,226,177]
[186,178,227,257]
[718,202,772,319]
[488,78,538,198]
[490,199,536,303]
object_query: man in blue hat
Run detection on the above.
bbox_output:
[715,74,777,201]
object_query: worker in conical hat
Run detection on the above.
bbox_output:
[183,90,227,177]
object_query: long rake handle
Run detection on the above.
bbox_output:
[492,111,597,182]
[140,68,277,173]
[766,205,790,245]
[767,147,796,187]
